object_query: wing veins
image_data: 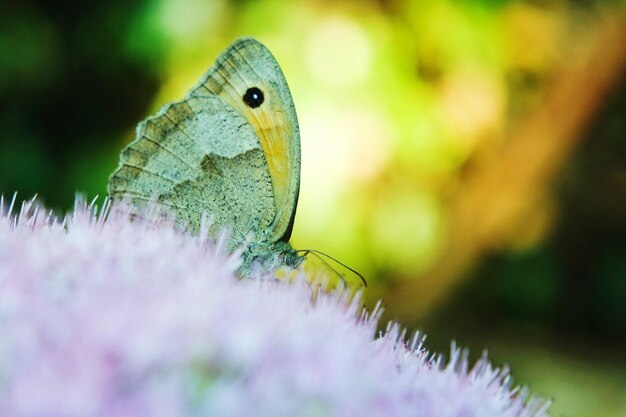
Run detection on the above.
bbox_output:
[158,112,205,169]
[117,163,176,184]
[214,66,250,110]
[140,134,196,171]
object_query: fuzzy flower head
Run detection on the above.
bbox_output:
[0,196,550,417]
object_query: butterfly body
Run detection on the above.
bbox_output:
[108,37,302,273]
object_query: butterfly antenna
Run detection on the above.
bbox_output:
[300,250,347,289]
[297,249,367,288]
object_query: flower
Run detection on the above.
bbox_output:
[0,195,550,417]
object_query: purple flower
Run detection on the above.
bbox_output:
[0,195,550,417]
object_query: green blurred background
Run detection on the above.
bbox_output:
[1,0,625,415]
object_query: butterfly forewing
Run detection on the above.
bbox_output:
[189,37,301,243]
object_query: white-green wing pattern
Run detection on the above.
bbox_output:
[108,95,276,249]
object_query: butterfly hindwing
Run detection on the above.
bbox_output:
[108,95,276,247]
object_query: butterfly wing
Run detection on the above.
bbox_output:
[189,37,301,243]
[108,95,276,248]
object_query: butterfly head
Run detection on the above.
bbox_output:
[240,239,303,276]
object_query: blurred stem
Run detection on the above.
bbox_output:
[383,10,626,323]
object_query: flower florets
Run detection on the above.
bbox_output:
[0,196,550,417]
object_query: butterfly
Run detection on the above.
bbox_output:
[108,37,302,274]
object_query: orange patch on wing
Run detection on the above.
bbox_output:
[248,98,293,234]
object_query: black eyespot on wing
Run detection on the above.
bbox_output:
[243,87,264,108]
